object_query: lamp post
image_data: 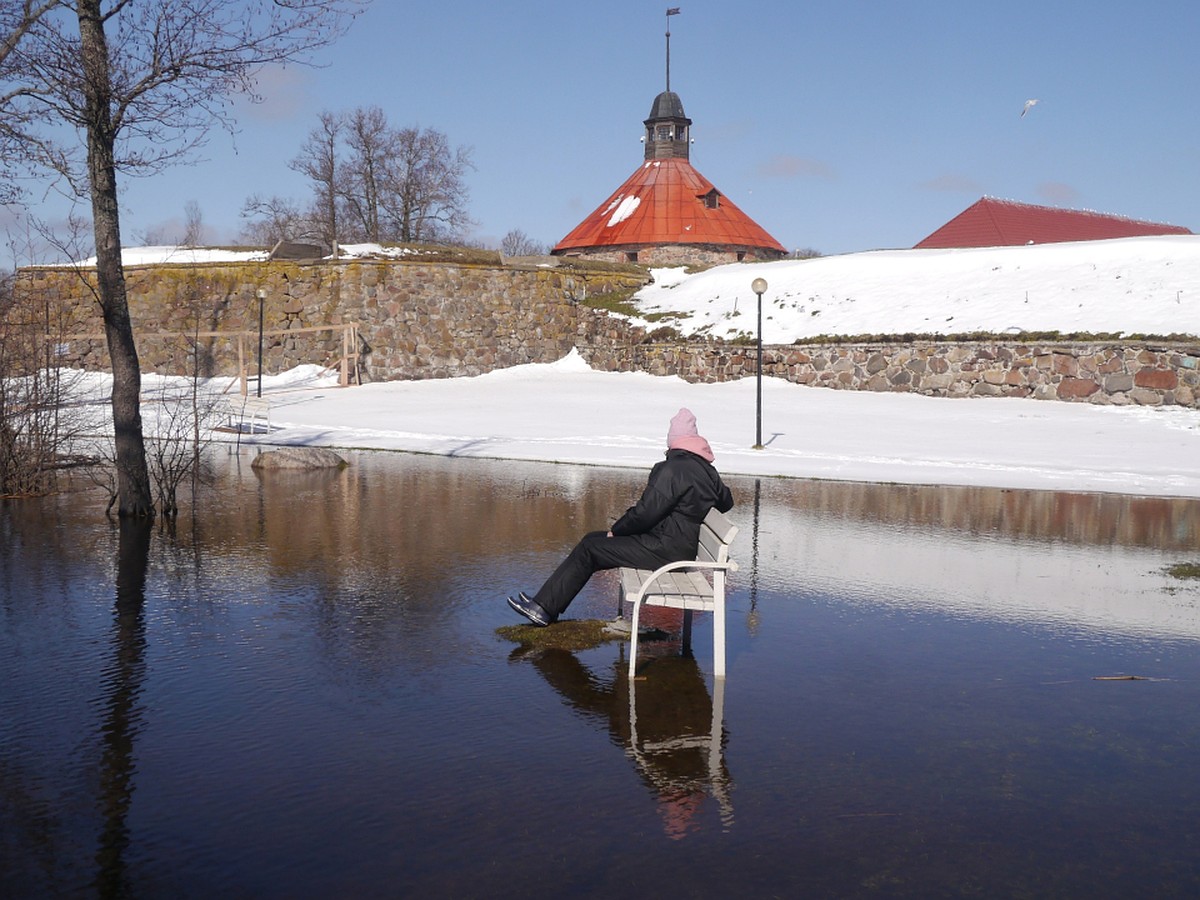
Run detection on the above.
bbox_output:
[255,288,265,398]
[751,277,768,449]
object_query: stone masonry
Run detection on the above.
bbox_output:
[581,341,1200,408]
[15,254,1200,408]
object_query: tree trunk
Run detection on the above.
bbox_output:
[77,0,154,518]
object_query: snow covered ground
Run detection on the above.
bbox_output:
[127,348,1198,500]
[72,236,1200,499]
[632,235,1200,342]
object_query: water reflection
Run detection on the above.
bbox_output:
[518,646,732,839]
[94,519,152,898]
[744,477,1200,641]
[3,451,1200,897]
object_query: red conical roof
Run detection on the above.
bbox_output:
[553,157,785,255]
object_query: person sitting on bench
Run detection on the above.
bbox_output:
[506,408,734,626]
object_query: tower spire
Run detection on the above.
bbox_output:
[665,7,680,92]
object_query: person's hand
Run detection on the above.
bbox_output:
[606,531,613,537]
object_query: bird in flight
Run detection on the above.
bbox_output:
[1021,98,1039,118]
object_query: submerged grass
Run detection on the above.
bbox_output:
[496,618,668,652]
[496,619,625,651]
[1165,562,1200,580]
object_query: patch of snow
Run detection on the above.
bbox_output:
[607,194,642,227]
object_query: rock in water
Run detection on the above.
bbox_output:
[250,447,347,470]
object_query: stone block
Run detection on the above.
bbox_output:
[1051,354,1079,377]
[1057,378,1100,399]
[1104,374,1134,393]
[1134,368,1178,390]
[1129,387,1164,406]
[919,372,955,391]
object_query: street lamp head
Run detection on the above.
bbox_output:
[751,277,768,296]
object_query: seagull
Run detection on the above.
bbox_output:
[1021,98,1039,118]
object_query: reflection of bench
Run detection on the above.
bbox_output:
[221,395,271,433]
[621,507,739,679]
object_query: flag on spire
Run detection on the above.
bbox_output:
[667,7,681,14]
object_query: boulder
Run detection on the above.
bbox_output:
[251,447,348,470]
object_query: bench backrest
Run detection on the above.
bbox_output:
[697,507,738,564]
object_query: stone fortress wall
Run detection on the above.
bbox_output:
[16,251,1200,408]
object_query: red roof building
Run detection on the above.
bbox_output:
[915,197,1192,249]
[552,90,786,266]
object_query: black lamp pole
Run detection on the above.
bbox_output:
[751,277,767,449]
[256,289,265,398]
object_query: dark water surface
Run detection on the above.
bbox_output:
[3,449,1200,898]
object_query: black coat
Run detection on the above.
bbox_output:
[610,449,734,560]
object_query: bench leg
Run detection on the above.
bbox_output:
[712,595,726,679]
[627,599,643,679]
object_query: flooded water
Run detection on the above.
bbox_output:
[3,450,1200,898]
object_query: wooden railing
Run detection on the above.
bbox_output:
[46,322,360,396]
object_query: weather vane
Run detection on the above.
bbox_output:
[666,7,680,92]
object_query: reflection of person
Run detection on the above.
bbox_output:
[520,646,732,838]
[507,408,734,626]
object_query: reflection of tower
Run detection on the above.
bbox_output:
[94,520,152,896]
[747,479,761,637]
[525,648,733,837]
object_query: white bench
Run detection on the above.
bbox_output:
[221,395,271,433]
[620,507,739,679]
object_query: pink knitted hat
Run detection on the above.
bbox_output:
[667,408,715,462]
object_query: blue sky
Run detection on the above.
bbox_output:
[13,0,1200,259]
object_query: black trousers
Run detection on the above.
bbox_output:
[533,530,672,618]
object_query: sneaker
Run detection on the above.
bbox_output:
[507,592,552,627]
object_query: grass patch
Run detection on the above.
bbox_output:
[496,618,668,652]
[580,288,643,317]
[496,619,626,651]
[1165,562,1200,580]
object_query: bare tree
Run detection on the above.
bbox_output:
[385,126,474,243]
[341,105,392,243]
[2,0,369,516]
[501,229,546,257]
[289,109,344,249]
[181,200,204,246]
[239,194,312,247]
[0,1,61,204]
[0,268,96,497]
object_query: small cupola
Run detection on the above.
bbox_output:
[644,90,692,161]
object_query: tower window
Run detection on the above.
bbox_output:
[703,189,721,210]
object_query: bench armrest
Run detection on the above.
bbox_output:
[628,558,739,604]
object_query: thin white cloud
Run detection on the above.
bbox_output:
[756,154,836,180]
[1037,181,1081,204]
